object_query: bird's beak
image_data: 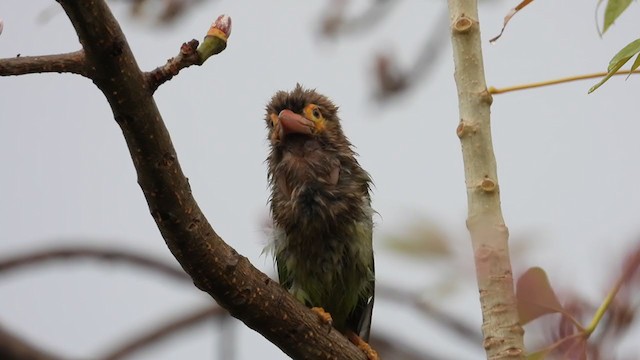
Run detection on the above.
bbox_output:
[278,109,315,136]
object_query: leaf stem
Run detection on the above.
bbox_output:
[584,274,625,336]
[489,69,640,94]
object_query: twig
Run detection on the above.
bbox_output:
[145,40,202,93]
[100,306,226,360]
[0,246,189,282]
[489,70,640,95]
[0,51,87,77]
[143,15,230,93]
[0,324,62,360]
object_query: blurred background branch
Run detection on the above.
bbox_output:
[0,325,61,360]
[100,306,227,360]
[0,246,189,282]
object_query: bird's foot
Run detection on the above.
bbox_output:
[310,307,333,328]
[346,332,379,360]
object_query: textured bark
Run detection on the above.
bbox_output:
[145,39,202,93]
[25,1,367,359]
[0,51,86,77]
[446,0,525,358]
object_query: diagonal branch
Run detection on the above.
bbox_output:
[0,50,88,77]
[46,1,367,358]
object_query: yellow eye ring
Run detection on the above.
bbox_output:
[304,104,323,121]
[270,113,279,126]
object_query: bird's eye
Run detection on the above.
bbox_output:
[312,108,321,119]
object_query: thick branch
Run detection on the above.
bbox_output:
[0,325,61,360]
[0,51,87,77]
[446,0,524,358]
[52,1,367,358]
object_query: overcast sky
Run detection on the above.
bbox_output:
[1,1,639,359]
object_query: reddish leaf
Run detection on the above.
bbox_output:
[559,336,588,360]
[517,267,564,324]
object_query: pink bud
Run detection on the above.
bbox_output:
[213,14,232,39]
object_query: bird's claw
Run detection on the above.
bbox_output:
[347,332,379,360]
[310,307,333,334]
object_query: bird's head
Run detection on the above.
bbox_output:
[265,84,345,147]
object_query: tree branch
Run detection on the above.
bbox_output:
[446,0,524,358]
[144,39,202,93]
[145,14,231,94]
[100,306,226,360]
[0,51,87,77]
[0,245,475,358]
[0,325,61,360]
[42,1,367,358]
[0,246,189,282]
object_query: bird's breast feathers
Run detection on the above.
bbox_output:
[275,141,341,198]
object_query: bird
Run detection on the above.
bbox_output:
[264,85,376,357]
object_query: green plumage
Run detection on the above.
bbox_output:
[265,85,375,339]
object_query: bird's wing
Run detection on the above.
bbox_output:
[346,221,375,342]
[356,257,375,341]
[275,251,293,290]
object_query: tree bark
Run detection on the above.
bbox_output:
[446,0,525,358]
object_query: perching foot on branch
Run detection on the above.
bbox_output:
[311,307,334,330]
[347,331,379,360]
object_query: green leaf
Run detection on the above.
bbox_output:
[608,38,640,71]
[589,60,627,93]
[603,0,633,34]
[627,53,640,79]
[516,267,564,324]
[589,38,640,93]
